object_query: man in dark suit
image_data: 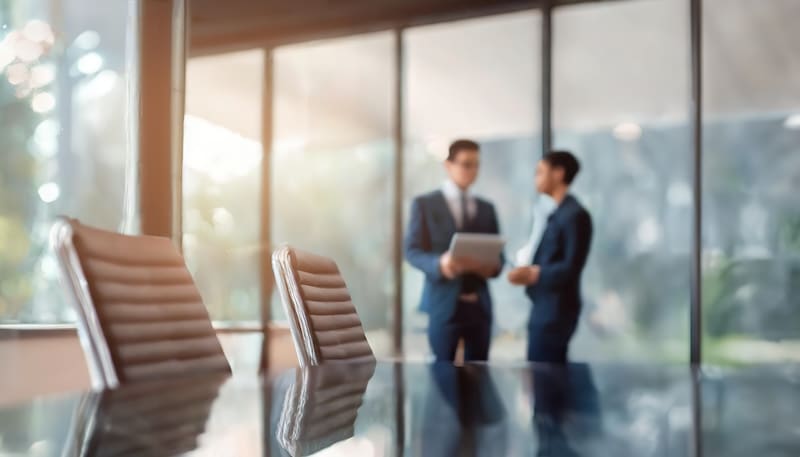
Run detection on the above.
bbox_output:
[404,139,503,362]
[508,151,592,363]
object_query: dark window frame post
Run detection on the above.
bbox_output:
[391,28,407,454]
[392,28,406,357]
[689,0,703,366]
[541,0,553,157]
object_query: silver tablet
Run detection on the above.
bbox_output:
[448,233,506,265]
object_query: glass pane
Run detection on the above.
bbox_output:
[0,0,137,324]
[183,49,264,323]
[552,0,691,361]
[702,0,800,363]
[272,32,395,356]
[403,11,541,360]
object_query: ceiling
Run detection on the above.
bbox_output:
[188,0,620,55]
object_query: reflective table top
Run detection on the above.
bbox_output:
[1,361,799,456]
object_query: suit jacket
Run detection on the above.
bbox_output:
[404,190,502,323]
[526,194,593,332]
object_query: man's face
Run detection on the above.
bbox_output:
[445,149,480,189]
[535,159,563,195]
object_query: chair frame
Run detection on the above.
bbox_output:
[51,217,120,389]
[272,246,320,367]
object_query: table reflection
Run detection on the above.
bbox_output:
[68,374,226,457]
[531,364,601,457]
[275,362,376,457]
[420,362,507,457]
[3,362,800,456]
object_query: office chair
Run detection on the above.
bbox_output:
[271,246,374,367]
[51,217,230,389]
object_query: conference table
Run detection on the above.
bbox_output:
[1,360,798,456]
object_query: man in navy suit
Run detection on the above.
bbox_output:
[508,151,593,363]
[404,139,502,362]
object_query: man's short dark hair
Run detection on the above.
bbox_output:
[543,150,581,184]
[447,139,480,162]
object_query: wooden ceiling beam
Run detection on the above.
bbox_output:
[189,0,541,55]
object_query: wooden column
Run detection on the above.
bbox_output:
[137,0,187,241]
[259,49,274,373]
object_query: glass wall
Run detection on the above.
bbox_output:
[183,49,264,323]
[552,0,691,361]
[702,0,800,363]
[179,1,800,366]
[0,0,137,324]
[403,11,541,360]
[271,32,395,355]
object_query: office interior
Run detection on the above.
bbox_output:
[0,0,799,455]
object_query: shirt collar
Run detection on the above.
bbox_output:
[441,179,470,199]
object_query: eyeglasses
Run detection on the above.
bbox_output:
[453,160,480,170]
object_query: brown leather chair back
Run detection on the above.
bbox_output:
[272,246,374,367]
[52,217,230,388]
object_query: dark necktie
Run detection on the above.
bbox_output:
[460,191,478,294]
[460,191,469,230]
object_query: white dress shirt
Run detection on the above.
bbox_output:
[515,195,557,266]
[441,179,477,229]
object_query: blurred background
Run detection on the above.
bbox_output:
[1,0,798,373]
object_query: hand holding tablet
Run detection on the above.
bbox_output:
[448,233,506,272]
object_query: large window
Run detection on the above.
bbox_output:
[183,49,264,323]
[702,0,800,363]
[271,32,396,356]
[0,0,137,324]
[6,0,787,369]
[552,0,691,361]
[403,11,541,360]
